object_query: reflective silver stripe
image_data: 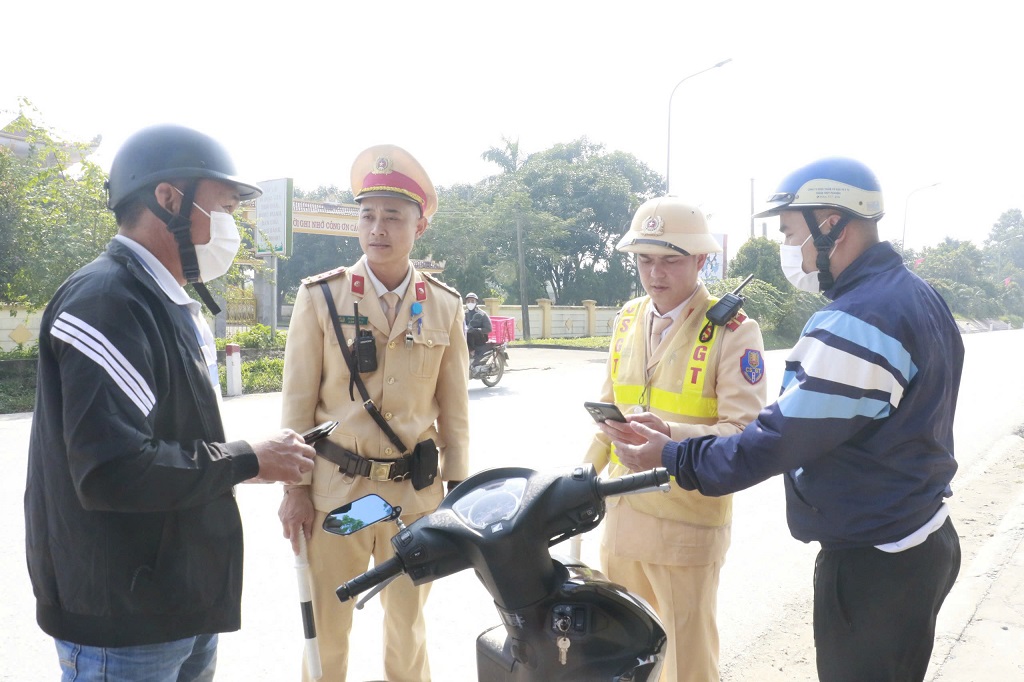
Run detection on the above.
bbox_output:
[51,312,156,416]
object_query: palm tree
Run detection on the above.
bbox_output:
[481,137,523,175]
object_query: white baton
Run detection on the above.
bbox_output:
[295,534,323,679]
[569,534,582,562]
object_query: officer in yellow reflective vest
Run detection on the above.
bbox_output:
[585,197,767,682]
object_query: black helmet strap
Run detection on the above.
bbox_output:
[143,181,222,315]
[803,209,850,292]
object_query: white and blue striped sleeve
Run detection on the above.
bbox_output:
[665,309,919,496]
[778,309,916,422]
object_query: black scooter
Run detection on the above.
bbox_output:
[322,464,670,681]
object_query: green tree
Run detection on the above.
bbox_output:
[983,208,1024,283]
[728,237,788,291]
[914,238,986,285]
[482,179,571,304]
[0,104,114,307]
[418,141,567,305]
[0,148,21,301]
[480,136,523,175]
[421,138,661,308]
[912,238,1000,318]
[415,184,499,298]
[517,139,662,305]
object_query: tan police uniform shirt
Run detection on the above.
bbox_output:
[282,258,470,515]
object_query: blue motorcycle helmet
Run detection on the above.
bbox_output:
[753,157,884,291]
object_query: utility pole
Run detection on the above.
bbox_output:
[516,216,531,340]
[750,178,755,238]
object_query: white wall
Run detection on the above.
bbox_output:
[0,307,43,352]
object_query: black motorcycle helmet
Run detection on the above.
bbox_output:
[104,125,263,313]
[106,124,262,210]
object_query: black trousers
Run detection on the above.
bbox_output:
[813,516,961,682]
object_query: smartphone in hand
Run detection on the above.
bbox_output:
[300,420,339,444]
[584,401,627,424]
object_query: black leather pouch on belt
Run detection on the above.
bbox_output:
[410,439,438,491]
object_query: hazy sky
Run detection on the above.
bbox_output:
[4,0,1021,256]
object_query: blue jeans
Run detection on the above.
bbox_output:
[55,634,218,682]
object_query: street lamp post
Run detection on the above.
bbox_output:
[665,58,732,193]
[900,182,940,255]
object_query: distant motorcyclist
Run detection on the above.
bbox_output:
[464,293,492,362]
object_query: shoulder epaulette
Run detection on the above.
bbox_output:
[725,313,748,331]
[421,272,460,298]
[302,266,347,287]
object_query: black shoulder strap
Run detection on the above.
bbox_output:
[319,282,410,455]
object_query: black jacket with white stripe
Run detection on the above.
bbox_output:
[25,238,260,647]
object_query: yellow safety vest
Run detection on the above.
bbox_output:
[607,296,722,465]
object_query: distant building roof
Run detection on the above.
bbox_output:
[412,258,446,274]
[0,119,100,165]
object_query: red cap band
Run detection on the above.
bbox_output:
[358,170,427,210]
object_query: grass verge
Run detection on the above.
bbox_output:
[0,376,35,413]
[510,337,610,350]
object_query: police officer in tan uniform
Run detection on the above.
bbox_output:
[278,144,470,682]
[585,197,767,682]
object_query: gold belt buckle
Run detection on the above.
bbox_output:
[369,460,393,482]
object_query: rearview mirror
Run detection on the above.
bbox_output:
[322,494,396,536]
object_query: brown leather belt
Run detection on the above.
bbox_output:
[316,440,411,482]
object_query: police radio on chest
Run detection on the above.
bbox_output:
[706,273,755,327]
[352,302,378,373]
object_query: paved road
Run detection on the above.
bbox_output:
[2,335,1022,680]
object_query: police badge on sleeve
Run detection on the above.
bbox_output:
[741,349,764,385]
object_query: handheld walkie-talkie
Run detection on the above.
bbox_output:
[353,302,378,373]
[706,273,755,326]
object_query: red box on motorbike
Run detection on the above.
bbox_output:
[488,317,515,344]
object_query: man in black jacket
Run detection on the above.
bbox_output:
[24,125,315,681]
[464,292,492,363]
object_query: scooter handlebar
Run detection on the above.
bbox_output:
[596,467,670,498]
[335,555,404,603]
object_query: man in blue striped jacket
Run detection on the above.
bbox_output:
[609,158,962,682]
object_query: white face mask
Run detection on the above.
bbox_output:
[779,219,836,293]
[467,301,477,310]
[175,188,241,282]
[780,234,821,293]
